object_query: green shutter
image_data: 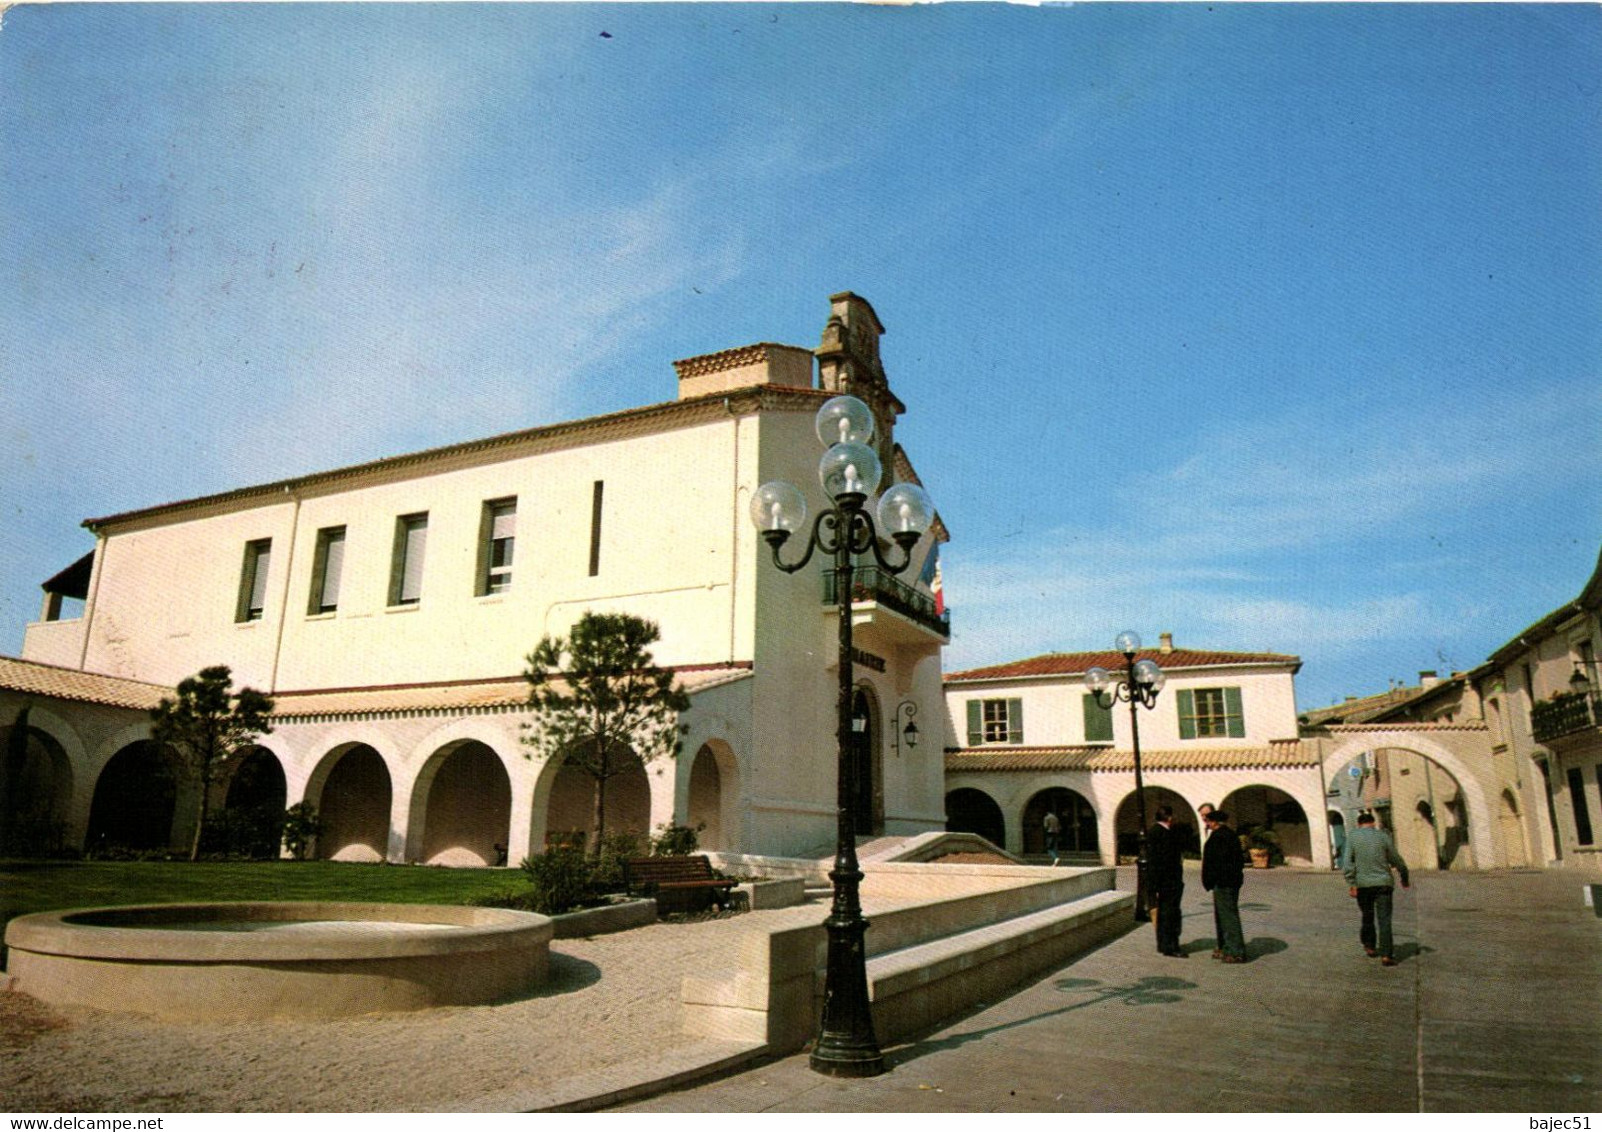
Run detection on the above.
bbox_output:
[1007,698,1024,745]
[966,700,982,746]
[1225,686,1245,738]
[1083,694,1113,743]
[1177,689,1197,740]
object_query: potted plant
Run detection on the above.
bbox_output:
[1240,825,1280,869]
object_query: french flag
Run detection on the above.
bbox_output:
[919,546,944,615]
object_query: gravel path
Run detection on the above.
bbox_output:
[1,912,772,1112]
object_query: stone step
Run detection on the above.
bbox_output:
[865,889,1132,1042]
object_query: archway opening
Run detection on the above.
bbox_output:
[1022,787,1098,857]
[313,744,392,862]
[1114,786,1195,860]
[545,744,650,852]
[1329,747,1471,870]
[0,723,74,857]
[210,747,287,859]
[686,743,729,851]
[86,740,178,855]
[1220,785,1312,865]
[417,741,512,867]
[945,787,1005,849]
[847,686,883,837]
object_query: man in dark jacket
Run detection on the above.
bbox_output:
[1146,803,1185,957]
[1202,809,1248,963]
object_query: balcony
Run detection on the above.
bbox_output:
[824,565,950,642]
[1532,692,1601,745]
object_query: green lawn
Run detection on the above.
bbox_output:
[1,859,528,941]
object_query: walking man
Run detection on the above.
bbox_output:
[1341,811,1410,966]
[1043,809,1061,864]
[1147,803,1185,958]
[1201,809,1247,963]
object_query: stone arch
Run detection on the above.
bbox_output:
[1319,735,1494,870]
[85,740,180,854]
[1221,784,1313,864]
[406,740,513,867]
[306,743,393,862]
[1326,745,1474,870]
[1021,786,1098,856]
[0,720,75,856]
[849,683,884,837]
[1114,786,1195,860]
[1498,788,1530,869]
[213,745,287,858]
[685,740,738,852]
[945,787,1006,849]
[532,741,651,854]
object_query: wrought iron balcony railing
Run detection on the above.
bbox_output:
[1532,692,1601,745]
[824,565,950,639]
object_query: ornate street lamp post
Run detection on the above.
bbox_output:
[1084,632,1166,924]
[749,394,934,1078]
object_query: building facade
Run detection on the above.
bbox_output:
[3,293,952,864]
[941,636,1335,868]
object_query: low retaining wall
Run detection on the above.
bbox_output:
[681,865,1133,1050]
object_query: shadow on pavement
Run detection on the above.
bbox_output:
[885,975,1197,1069]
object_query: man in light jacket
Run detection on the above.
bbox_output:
[1341,812,1411,966]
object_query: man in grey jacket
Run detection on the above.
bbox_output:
[1341,812,1411,966]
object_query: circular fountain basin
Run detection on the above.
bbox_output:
[3,902,553,1020]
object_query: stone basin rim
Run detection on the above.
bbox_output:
[4,902,552,963]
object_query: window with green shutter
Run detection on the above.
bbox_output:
[1083,694,1113,743]
[969,698,1024,745]
[1177,686,1245,739]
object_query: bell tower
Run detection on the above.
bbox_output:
[815,292,906,490]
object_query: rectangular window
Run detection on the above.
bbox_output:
[588,480,604,577]
[966,698,1023,745]
[1177,686,1245,739]
[1083,694,1114,743]
[236,539,272,622]
[1568,766,1595,846]
[308,526,346,614]
[479,499,516,595]
[389,513,428,606]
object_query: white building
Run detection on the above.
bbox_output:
[3,292,952,864]
[942,635,1333,867]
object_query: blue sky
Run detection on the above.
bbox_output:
[2,3,1598,711]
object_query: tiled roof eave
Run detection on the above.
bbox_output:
[945,742,1318,773]
[84,386,830,533]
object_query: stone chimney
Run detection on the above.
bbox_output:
[1418,670,1440,688]
[1159,632,1174,654]
[673,342,814,401]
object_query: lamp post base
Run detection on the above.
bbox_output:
[810,1047,887,1078]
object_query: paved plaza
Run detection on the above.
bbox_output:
[620,865,1602,1113]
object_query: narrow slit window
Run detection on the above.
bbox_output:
[236,539,272,623]
[588,480,604,577]
[390,513,428,606]
[308,526,346,614]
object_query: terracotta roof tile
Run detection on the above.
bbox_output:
[0,656,170,712]
[946,648,1301,683]
[1322,721,1488,733]
[945,738,1312,772]
[270,663,753,721]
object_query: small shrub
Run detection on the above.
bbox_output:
[282,802,321,861]
[589,830,647,893]
[520,847,590,914]
[650,822,704,857]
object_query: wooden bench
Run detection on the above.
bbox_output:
[623,855,736,916]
